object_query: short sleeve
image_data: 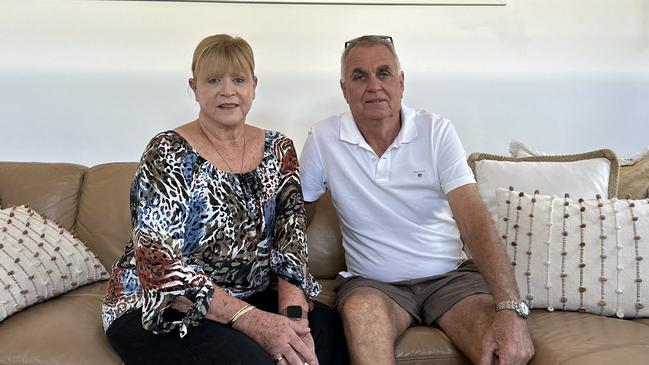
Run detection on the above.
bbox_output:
[433,119,476,195]
[299,129,327,202]
[131,133,215,337]
[270,135,321,299]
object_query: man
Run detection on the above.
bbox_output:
[299,35,535,365]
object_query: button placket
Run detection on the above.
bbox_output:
[375,154,390,184]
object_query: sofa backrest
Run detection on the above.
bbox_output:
[75,163,137,269]
[0,161,346,278]
[306,192,346,279]
[0,162,86,232]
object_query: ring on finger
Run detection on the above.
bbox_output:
[273,354,283,362]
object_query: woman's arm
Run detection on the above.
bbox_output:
[131,133,215,336]
[172,285,318,365]
[278,276,310,317]
[270,135,321,302]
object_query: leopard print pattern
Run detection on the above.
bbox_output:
[102,130,320,336]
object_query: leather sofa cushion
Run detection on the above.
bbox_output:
[0,282,121,365]
[315,279,336,308]
[306,191,346,279]
[75,163,137,269]
[527,310,649,364]
[634,318,649,327]
[0,162,86,232]
[395,326,469,365]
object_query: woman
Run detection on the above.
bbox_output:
[102,34,347,365]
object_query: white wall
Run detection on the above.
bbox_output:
[1,0,648,166]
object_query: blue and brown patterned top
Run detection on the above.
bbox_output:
[102,130,320,337]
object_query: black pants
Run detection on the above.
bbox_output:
[106,289,349,365]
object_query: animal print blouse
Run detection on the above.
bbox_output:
[102,130,321,337]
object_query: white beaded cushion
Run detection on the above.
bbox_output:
[495,188,649,318]
[467,150,619,224]
[0,205,109,321]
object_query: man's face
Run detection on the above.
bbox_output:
[340,44,404,123]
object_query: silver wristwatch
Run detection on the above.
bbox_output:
[495,299,530,319]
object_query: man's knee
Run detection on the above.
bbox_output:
[340,288,390,317]
[338,287,410,334]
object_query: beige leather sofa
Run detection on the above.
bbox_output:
[2,161,649,365]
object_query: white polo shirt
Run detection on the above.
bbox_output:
[300,104,475,282]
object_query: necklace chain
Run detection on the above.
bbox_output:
[200,123,246,173]
[212,134,246,173]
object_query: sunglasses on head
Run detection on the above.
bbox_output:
[344,35,394,49]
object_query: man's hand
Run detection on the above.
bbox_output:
[446,185,534,364]
[480,311,534,365]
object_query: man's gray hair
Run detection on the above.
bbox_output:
[340,35,401,80]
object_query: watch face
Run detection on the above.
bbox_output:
[285,306,303,319]
[519,300,530,317]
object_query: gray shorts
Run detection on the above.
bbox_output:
[333,260,490,326]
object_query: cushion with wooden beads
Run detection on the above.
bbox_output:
[496,188,649,318]
[0,205,109,321]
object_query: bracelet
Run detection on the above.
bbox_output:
[228,304,255,326]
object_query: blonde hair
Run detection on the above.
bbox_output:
[191,34,255,78]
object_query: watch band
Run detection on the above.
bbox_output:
[495,300,519,312]
[495,299,529,319]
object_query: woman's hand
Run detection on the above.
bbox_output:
[274,326,318,365]
[233,309,319,365]
[298,331,317,365]
[173,290,319,364]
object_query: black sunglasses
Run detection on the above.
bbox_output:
[344,35,394,49]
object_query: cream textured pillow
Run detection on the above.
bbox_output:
[508,140,546,158]
[495,188,649,318]
[468,150,619,224]
[507,141,648,200]
[0,205,109,321]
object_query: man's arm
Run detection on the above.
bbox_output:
[299,128,325,228]
[446,183,534,365]
[446,183,518,302]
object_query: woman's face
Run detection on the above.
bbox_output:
[190,67,257,128]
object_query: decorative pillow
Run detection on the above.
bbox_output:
[468,149,619,223]
[0,205,109,321]
[508,141,648,200]
[619,153,649,199]
[495,188,649,318]
[508,139,546,158]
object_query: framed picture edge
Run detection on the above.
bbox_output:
[131,0,507,5]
